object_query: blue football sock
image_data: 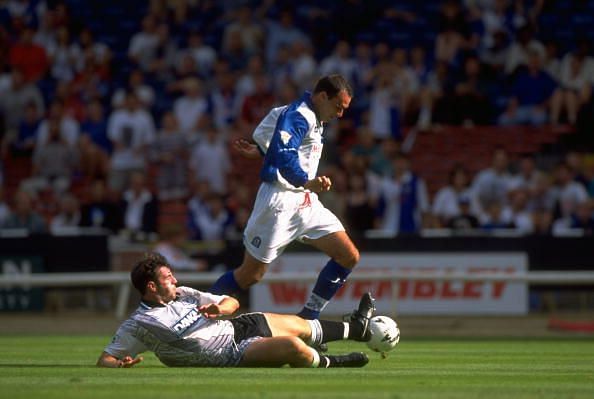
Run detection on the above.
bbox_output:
[298,259,352,319]
[211,270,241,295]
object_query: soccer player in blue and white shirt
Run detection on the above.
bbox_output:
[211,75,361,320]
[97,253,375,368]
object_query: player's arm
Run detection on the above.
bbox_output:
[96,351,143,368]
[199,296,240,318]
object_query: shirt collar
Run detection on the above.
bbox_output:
[302,91,323,128]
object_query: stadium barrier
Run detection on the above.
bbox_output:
[2,271,594,319]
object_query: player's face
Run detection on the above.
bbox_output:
[154,266,178,302]
[320,90,351,122]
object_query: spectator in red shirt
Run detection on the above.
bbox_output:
[9,26,49,83]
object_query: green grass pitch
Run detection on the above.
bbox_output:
[1,336,593,399]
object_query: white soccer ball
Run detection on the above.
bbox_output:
[366,315,400,353]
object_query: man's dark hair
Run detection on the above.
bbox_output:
[130,252,171,295]
[313,74,353,98]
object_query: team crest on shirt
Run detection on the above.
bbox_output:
[280,130,292,145]
[251,236,262,248]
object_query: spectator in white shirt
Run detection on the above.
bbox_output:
[35,100,79,149]
[50,193,81,234]
[553,162,589,219]
[189,125,230,194]
[550,40,594,125]
[107,92,156,193]
[173,77,209,136]
[128,15,159,71]
[432,165,479,227]
[472,147,515,215]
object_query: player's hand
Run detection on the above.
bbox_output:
[304,176,332,193]
[233,138,261,159]
[118,355,143,368]
[199,303,222,318]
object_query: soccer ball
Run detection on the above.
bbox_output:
[366,316,400,353]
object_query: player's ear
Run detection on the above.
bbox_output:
[146,280,157,293]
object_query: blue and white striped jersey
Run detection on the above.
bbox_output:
[103,286,245,367]
[254,92,324,192]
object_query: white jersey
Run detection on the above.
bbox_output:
[103,286,252,367]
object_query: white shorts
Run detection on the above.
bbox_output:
[243,182,345,263]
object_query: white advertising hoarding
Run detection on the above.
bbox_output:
[250,252,528,315]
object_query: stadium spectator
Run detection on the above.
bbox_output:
[479,200,514,231]
[153,224,207,271]
[502,188,534,234]
[146,23,177,80]
[498,49,556,126]
[173,77,209,136]
[0,68,45,135]
[47,26,81,82]
[188,193,232,241]
[471,147,515,214]
[319,40,357,84]
[107,91,156,193]
[188,124,230,194]
[1,189,47,233]
[433,165,478,227]
[127,15,159,71]
[344,173,376,234]
[20,118,79,197]
[150,111,189,200]
[9,26,49,83]
[550,40,594,125]
[239,72,275,132]
[552,200,594,236]
[509,154,544,192]
[111,69,155,110]
[75,27,112,72]
[80,179,121,232]
[553,162,589,220]
[222,5,264,57]
[35,99,80,149]
[446,196,480,230]
[220,28,250,72]
[451,55,494,125]
[119,171,158,237]
[7,100,42,156]
[0,186,10,226]
[368,72,401,140]
[264,8,309,64]
[80,99,111,155]
[504,25,545,76]
[49,192,81,234]
[376,153,430,235]
[177,30,216,79]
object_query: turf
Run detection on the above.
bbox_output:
[0,336,593,399]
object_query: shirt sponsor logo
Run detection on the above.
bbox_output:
[172,308,201,335]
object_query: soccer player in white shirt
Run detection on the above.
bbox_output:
[210,75,361,321]
[96,253,375,368]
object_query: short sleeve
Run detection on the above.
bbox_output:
[176,286,228,307]
[104,319,148,359]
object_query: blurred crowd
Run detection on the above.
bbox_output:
[1,0,594,255]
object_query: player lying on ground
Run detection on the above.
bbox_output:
[97,253,376,368]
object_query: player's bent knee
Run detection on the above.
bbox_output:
[235,262,268,288]
[281,337,311,367]
[336,248,360,269]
